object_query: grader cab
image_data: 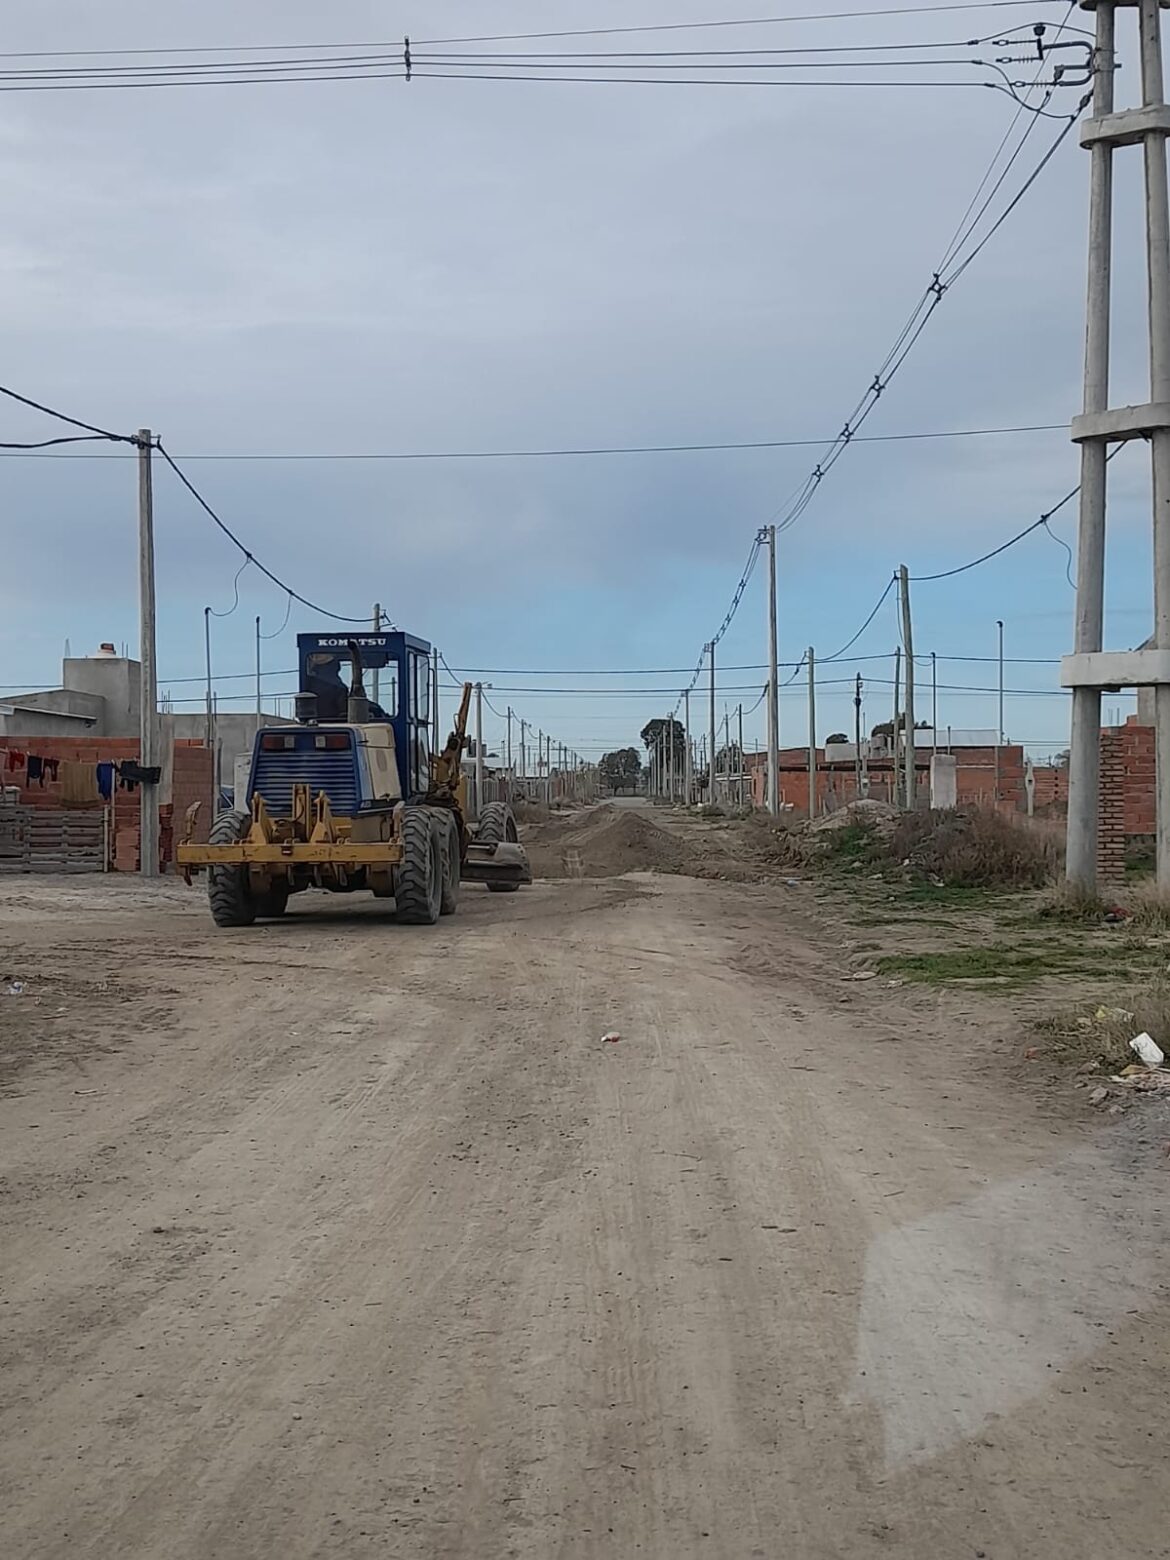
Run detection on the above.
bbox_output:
[175,630,530,927]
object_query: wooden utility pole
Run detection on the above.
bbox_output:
[137,430,160,879]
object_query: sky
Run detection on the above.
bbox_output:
[0,0,1158,764]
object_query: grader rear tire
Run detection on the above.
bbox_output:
[207,810,256,928]
[395,808,442,925]
[438,814,460,916]
[477,802,521,891]
[475,801,518,846]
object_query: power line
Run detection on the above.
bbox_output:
[909,451,1124,581]
[0,7,1065,61]
[823,576,898,662]
[0,381,135,443]
[0,433,114,450]
[0,421,1070,460]
[417,4,1066,46]
[154,442,376,624]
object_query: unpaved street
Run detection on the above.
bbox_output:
[2,860,1168,1559]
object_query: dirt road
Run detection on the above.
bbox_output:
[2,861,1167,1559]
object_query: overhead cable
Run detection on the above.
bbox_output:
[0,7,1069,61]
[0,421,1070,460]
[154,442,377,624]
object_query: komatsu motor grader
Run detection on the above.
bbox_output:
[176,630,530,927]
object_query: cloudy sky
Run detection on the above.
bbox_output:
[0,0,1156,760]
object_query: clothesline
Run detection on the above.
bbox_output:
[2,750,157,800]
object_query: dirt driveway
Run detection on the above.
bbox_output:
[1,866,1167,1559]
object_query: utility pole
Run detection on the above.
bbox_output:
[931,650,938,759]
[520,718,528,781]
[684,688,692,806]
[737,702,745,807]
[138,430,160,879]
[900,564,916,811]
[762,524,780,815]
[371,603,381,705]
[1063,0,1170,888]
[546,734,553,807]
[854,673,863,800]
[995,618,1005,804]
[474,683,484,819]
[431,645,440,758]
[723,708,730,807]
[708,640,716,806]
[203,606,213,752]
[507,707,513,775]
[255,615,262,735]
[807,647,817,818]
[892,645,902,806]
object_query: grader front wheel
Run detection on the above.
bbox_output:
[207,810,256,928]
[395,808,442,925]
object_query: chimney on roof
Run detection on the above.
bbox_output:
[94,643,118,658]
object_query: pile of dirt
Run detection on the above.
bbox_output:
[525,807,688,879]
[808,798,898,840]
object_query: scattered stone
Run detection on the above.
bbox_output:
[1089,1086,1110,1106]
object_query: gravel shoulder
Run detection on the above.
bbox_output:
[1,862,1167,1560]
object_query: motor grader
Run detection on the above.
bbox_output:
[176,631,530,927]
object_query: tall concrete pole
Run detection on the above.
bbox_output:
[137,430,160,878]
[255,615,262,736]
[431,646,440,759]
[520,719,527,781]
[854,673,863,800]
[995,618,1005,804]
[371,604,381,705]
[474,683,484,818]
[203,606,213,753]
[1139,0,1170,885]
[737,702,745,807]
[763,524,780,815]
[807,648,817,819]
[1066,1,1117,890]
[708,640,716,806]
[931,650,938,759]
[900,565,915,811]
[892,645,902,805]
[684,688,692,806]
[507,707,513,774]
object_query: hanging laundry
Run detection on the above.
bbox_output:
[4,749,26,773]
[96,762,115,802]
[26,756,43,786]
[43,758,59,782]
[117,760,160,792]
[61,760,100,806]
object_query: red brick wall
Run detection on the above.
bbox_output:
[1098,730,1126,884]
[745,744,1025,816]
[0,737,213,871]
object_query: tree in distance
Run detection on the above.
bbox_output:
[599,747,642,795]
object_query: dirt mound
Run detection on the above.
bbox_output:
[525,806,687,879]
[808,798,898,839]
